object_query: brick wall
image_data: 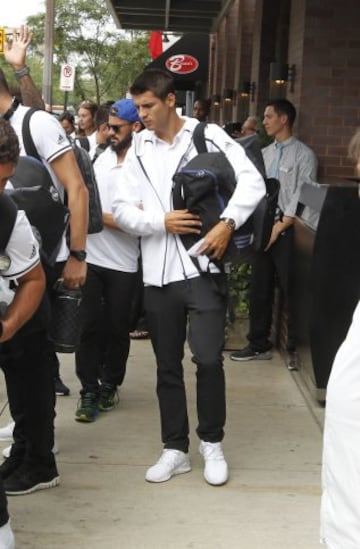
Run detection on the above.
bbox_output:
[211,0,360,179]
[299,0,360,180]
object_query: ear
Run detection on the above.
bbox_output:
[166,93,176,108]
[133,121,143,133]
[280,113,289,126]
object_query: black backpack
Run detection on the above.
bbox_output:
[0,192,50,338]
[172,123,279,264]
[0,193,17,254]
[14,108,103,236]
[7,109,70,266]
[67,136,103,234]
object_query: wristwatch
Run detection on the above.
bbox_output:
[220,217,236,232]
[69,249,87,262]
[14,65,30,81]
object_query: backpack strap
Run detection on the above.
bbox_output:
[76,136,90,152]
[192,122,208,154]
[22,108,42,161]
[0,194,18,251]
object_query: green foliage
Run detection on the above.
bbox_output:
[26,0,150,107]
[228,262,252,323]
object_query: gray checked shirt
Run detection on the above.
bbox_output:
[262,136,318,217]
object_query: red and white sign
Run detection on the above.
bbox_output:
[165,54,199,74]
[59,63,76,91]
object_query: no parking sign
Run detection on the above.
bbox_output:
[59,63,75,91]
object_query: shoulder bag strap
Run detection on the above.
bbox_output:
[22,108,41,161]
[192,122,208,153]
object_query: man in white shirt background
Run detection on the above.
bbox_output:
[74,99,142,422]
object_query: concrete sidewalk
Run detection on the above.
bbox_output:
[0,339,324,549]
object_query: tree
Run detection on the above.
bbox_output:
[27,0,149,106]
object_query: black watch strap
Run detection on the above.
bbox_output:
[69,249,87,262]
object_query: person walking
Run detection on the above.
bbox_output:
[0,119,57,507]
[112,69,265,486]
[74,99,141,422]
[1,28,88,397]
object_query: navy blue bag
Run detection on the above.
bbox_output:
[172,123,279,264]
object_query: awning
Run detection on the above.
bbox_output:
[146,33,209,91]
[105,0,224,33]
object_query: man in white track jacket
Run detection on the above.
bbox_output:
[112,69,265,486]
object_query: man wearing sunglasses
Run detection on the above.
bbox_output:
[74,99,143,422]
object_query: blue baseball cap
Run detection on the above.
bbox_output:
[110,99,140,123]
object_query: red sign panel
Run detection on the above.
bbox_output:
[165,54,199,75]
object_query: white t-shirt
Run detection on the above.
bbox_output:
[0,210,40,307]
[85,147,139,272]
[10,105,72,262]
[87,132,98,161]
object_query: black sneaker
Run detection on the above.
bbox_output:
[4,463,60,496]
[230,345,272,361]
[54,376,70,396]
[98,383,118,412]
[0,456,23,480]
[287,352,299,371]
[75,392,99,422]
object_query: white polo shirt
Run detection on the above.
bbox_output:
[10,105,72,262]
[85,147,139,272]
[0,210,40,308]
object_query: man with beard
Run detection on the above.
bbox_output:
[74,99,142,422]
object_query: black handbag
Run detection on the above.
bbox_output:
[49,280,82,353]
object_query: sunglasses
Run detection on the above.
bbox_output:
[107,122,131,133]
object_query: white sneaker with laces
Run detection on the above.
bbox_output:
[2,441,59,459]
[145,449,191,483]
[0,422,14,442]
[0,519,15,549]
[199,441,229,486]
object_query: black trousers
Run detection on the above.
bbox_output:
[75,264,137,393]
[248,227,296,352]
[1,330,56,468]
[43,261,65,379]
[0,478,8,526]
[129,263,148,332]
[144,275,228,453]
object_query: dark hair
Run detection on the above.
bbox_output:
[193,98,211,121]
[194,98,211,112]
[78,100,98,117]
[58,111,75,125]
[0,119,20,164]
[130,69,175,100]
[265,98,297,128]
[95,104,111,128]
[100,100,116,108]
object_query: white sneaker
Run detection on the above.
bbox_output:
[199,441,229,486]
[0,422,14,442]
[145,449,191,483]
[2,441,59,459]
[0,519,15,549]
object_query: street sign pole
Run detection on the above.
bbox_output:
[42,0,55,109]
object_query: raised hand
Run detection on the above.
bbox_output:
[4,25,32,70]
